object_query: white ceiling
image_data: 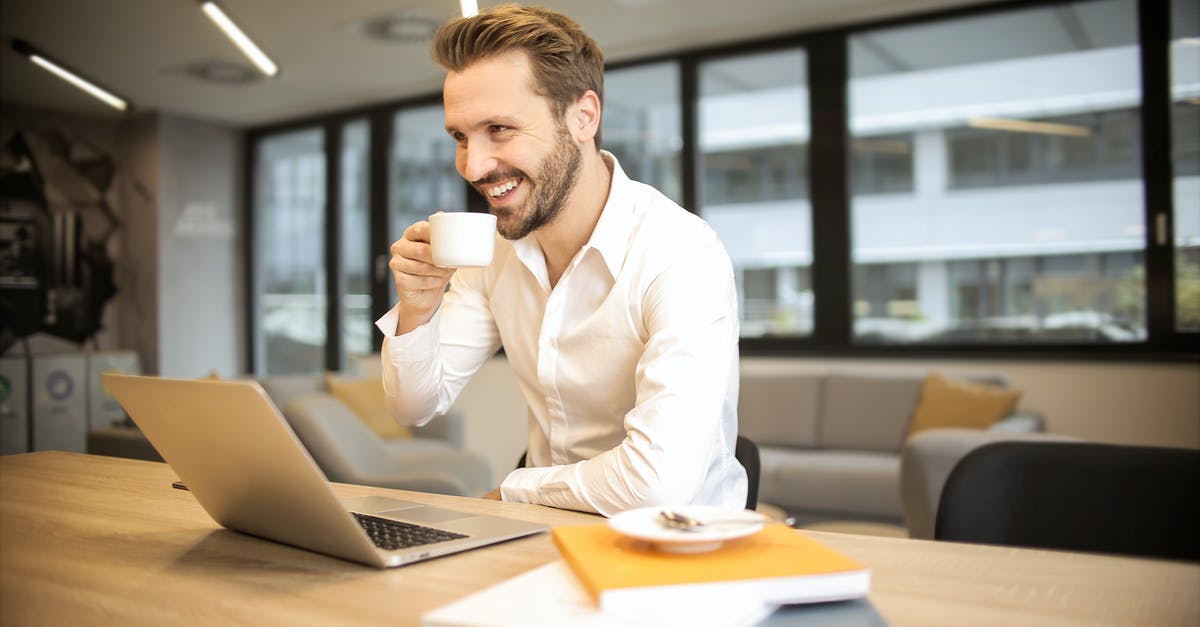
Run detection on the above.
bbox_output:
[0,0,997,129]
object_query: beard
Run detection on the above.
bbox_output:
[472,123,582,241]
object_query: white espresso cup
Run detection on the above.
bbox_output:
[429,211,497,268]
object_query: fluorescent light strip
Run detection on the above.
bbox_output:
[201,1,278,77]
[968,117,1092,138]
[460,0,479,18]
[29,54,128,111]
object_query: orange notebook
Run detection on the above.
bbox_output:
[551,523,870,613]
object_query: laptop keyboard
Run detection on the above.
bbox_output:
[353,512,468,551]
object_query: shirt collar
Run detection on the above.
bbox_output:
[583,151,634,280]
[510,150,635,282]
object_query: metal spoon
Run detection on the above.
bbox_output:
[656,509,787,532]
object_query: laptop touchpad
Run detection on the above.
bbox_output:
[345,495,424,513]
[384,507,473,524]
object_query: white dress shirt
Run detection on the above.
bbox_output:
[375,153,746,516]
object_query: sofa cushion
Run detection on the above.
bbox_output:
[326,374,412,439]
[906,373,1021,438]
[759,447,902,520]
[738,373,822,447]
[818,374,922,452]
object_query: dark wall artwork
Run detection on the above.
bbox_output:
[0,128,119,354]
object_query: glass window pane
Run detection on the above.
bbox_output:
[604,62,682,203]
[340,120,370,366]
[1171,0,1200,332]
[849,0,1145,344]
[698,48,812,338]
[390,104,465,308]
[254,128,325,374]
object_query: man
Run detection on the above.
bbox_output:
[376,4,745,516]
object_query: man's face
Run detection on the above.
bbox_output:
[443,50,582,240]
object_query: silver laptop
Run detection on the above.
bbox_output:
[101,372,546,568]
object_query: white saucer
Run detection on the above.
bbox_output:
[608,505,767,553]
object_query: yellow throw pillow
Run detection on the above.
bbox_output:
[325,374,412,439]
[906,372,1021,438]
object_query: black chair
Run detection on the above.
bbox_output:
[514,435,761,510]
[935,440,1200,561]
[735,435,760,511]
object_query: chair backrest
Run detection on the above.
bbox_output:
[736,435,760,511]
[935,441,1200,561]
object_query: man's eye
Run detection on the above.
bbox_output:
[490,125,511,134]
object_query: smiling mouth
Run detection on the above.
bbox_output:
[484,178,522,200]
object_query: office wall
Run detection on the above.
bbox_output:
[114,114,160,370]
[155,115,244,377]
[0,104,244,377]
[454,356,1200,483]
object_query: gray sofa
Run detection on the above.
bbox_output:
[259,374,494,497]
[737,369,1045,528]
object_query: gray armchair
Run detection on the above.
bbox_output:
[899,427,1080,539]
[280,394,493,496]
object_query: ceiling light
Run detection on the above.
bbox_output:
[198,1,278,77]
[968,117,1092,137]
[176,60,262,85]
[460,0,479,18]
[10,39,130,111]
[349,14,439,44]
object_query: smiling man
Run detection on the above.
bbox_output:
[376,4,746,516]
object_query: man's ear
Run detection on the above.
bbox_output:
[571,90,602,144]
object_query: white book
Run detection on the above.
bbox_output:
[420,559,774,627]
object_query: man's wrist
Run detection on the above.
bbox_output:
[394,307,436,336]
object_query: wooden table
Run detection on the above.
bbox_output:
[2,452,1197,626]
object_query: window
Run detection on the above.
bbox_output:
[248,0,1194,370]
[389,105,465,307]
[253,128,326,374]
[698,48,812,337]
[848,0,1146,344]
[604,62,682,203]
[340,120,371,365]
[1171,0,1200,332]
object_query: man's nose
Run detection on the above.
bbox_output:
[460,142,498,183]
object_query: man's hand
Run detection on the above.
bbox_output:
[481,487,502,501]
[389,218,456,335]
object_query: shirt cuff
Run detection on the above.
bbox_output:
[500,463,602,514]
[376,306,441,356]
[373,305,403,338]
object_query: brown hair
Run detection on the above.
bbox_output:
[431,4,605,147]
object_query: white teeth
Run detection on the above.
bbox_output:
[487,180,518,197]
